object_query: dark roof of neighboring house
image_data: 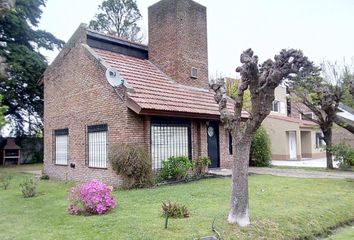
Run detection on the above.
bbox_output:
[92,47,249,120]
[267,114,318,128]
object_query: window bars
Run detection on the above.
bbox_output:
[88,124,108,168]
[150,119,191,169]
[54,128,69,165]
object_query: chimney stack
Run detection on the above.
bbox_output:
[148,0,208,89]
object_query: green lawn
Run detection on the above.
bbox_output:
[326,226,354,240]
[1,165,354,240]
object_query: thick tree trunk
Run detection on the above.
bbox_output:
[228,136,251,226]
[323,128,334,169]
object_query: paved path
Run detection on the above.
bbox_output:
[21,170,42,176]
[271,158,340,168]
[209,167,354,179]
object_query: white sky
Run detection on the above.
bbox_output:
[38,0,354,78]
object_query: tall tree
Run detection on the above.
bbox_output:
[290,62,350,169]
[211,49,313,226]
[0,0,64,135]
[0,95,8,129]
[89,0,143,43]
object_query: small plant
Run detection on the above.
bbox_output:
[0,173,12,190]
[40,174,49,180]
[250,127,272,167]
[109,144,152,189]
[161,201,189,229]
[162,201,189,218]
[19,177,38,198]
[193,156,211,176]
[68,179,116,215]
[330,143,354,169]
[159,156,192,181]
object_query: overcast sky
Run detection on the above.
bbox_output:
[39,0,354,78]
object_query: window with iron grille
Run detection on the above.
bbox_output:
[54,128,69,165]
[150,119,191,169]
[87,124,108,168]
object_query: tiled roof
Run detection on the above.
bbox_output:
[267,114,318,127]
[92,48,249,119]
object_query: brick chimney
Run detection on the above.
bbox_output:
[148,0,208,89]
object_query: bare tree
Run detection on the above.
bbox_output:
[211,48,313,226]
[291,62,349,169]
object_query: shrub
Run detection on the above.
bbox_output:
[193,156,211,176]
[0,173,12,190]
[159,156,192,181]
[109,144,152,189]
[250,127,272,167]
[161,201,189,218]
[330,143,354,169]
[68,179,116,215]
[19,177,38,198]
[40,174,49,180]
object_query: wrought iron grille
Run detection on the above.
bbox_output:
[88,124,108,168]
[53,128,69,165]
[150,118,191,169]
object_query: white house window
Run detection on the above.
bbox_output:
[88,124,107,168]
[272,101,280,112]
[54,129,69,165]
[315,132,325,148]
[150,119,191,169]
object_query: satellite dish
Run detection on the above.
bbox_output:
[105,67,124,87]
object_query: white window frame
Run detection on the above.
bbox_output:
[301,112,313,120]
[54,129,69,165]
[315,132,325,149]
[87,124,108,169]
[272,100,280,112]
[150,120,191,170]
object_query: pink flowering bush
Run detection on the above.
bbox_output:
[68,179,116,215]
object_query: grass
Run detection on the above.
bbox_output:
[272,165,354,172]
[326,225,354,240]
[1,165,354,240]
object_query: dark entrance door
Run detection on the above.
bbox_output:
[207,121,220,168]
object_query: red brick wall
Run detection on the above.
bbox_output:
[148,0,209,89]
[43,29,149,186]
[219,125,233,168]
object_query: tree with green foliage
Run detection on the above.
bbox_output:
[0,95,8,129]
[0,0,64,135]
[89,0,143,42]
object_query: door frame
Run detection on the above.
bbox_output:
[207,121,220,168]
[288,131,297,160]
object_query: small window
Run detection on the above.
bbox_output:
[315,132,325,148]
[301,112,313,120]
[88,124,108,168]
[229,132,233,155]
[272,101,280,112]
[54,128,69,165]
[191,67,198,79]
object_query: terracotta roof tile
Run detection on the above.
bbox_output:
[93,48,249,119]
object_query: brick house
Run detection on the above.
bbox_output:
[43,0,247,186]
